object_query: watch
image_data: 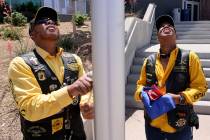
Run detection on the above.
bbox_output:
[179,95,186,105]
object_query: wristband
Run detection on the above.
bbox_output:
[179,95,186,104]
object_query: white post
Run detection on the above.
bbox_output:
[9,0,12,9]
[91,0,125,139]
[74,0,77,13]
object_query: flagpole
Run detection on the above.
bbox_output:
[91,0,125,139]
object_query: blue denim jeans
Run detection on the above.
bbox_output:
[145,123,193,140]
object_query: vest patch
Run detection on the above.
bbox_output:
[51,76,58,81]
[67,63,79,71]
[49,84,58,92]
[29,57,39,66]
[173,66,187,73]
[72,96,79,105]
[175,118,187,128]
[20,109,26,116]
[52,118,63,134]
[37,71,46,81]
[27,126,47,137]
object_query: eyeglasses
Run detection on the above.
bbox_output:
[35,18,58,26]
[160,23,174,28]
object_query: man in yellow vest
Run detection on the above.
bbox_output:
[134,15,207,140]
[8,7,93,140]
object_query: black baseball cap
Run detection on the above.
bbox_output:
[29,7,58,35]
[155,15,175,31]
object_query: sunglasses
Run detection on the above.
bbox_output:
[35,18,58,25]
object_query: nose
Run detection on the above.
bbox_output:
[46,20,55,25]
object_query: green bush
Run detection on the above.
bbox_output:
[11,12,27,26]
[15,39,33,56]
[0,27,23,40]
[57,35,74,51]
[3,15,12,24]
[14,2,39,21]
[73,13,87,26]
[58,31,91,52]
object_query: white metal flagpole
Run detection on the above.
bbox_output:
[91,0,125,139]
[9,0,12,9]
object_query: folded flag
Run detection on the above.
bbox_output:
[141,87,176,119]
[147,85,163,101]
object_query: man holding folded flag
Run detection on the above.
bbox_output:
[134,15,208,140]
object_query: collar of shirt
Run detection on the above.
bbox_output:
[35,47,64,59]
[156,47,179,89]
[35,47,65,84]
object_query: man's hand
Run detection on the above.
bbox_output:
[80,103,94,120]
[67,74,93,97]
[142,90,176,119]
[168,93,187,105]
[167,93,181,104]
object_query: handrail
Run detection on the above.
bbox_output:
[143,3,156,23]
[124,3,156,80]
[125,17,136,44]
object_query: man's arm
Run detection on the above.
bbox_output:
[8,56,92,121]
[181,51,208,104]
[67,54,93,97]
[75,54,95,119]
[134,58,147,101]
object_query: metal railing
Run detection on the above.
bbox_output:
[124,3,156,79]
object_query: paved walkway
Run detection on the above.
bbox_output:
[125,109,210,140]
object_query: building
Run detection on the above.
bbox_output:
[5,0,89,21]
[6,0,41,8]
[6,0,88,15]
[43,0,87,15]
[134,0,210,21]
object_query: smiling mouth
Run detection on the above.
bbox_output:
[163,28,171,32]
[47,26,56,32]
[160,27,173,36]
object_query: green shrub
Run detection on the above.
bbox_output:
[14,2,39,21]
[11,12,27,26]
[58,31,91,52]
[1,27,23,40]
[57,35,74,51]
[15,39,33,56]
[3,15,12,24]
[73,13,87,26]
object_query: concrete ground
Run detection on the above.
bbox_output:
[125,109,210,140]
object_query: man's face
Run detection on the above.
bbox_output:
[31,18,60,41]
[157,22,176,43]
[0,0,5,5]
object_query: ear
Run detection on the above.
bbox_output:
[30,30,37,40]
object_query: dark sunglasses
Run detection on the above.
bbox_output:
[35,18,58,25]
